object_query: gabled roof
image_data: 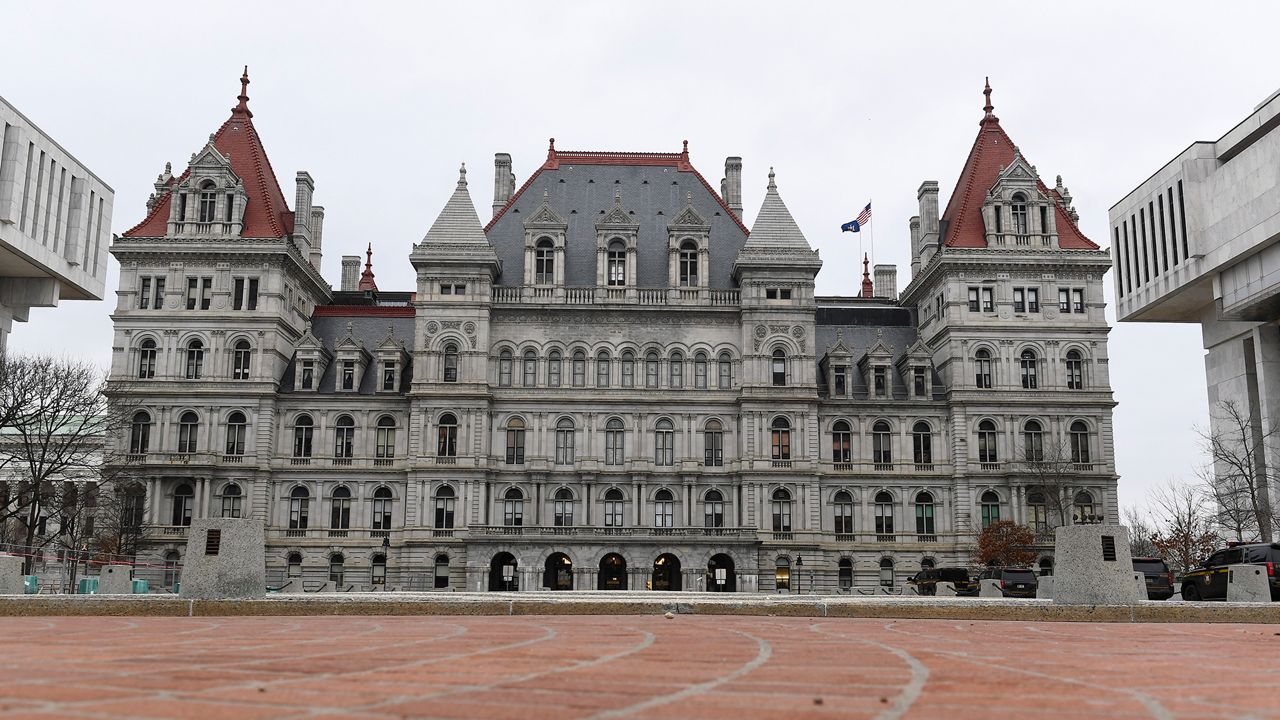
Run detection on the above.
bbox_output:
[122,68,294,239]
[940,81,1097,250]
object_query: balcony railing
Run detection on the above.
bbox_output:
[332,457,352,466]
[832,462,854,472]
[221,454,243,464]
[471,525,756,539]
[873,463,893,472]
[979,462,1002,471]
[435,456,457,465]
[290,457,311,466]
[772,460,792,469]
[373,458,394,467]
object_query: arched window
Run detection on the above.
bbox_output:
[607,240,626,286]
[596,351,611,387]
[833,490,854,534]
[522,350,537,387]
[832,420,852,463]
[292,415,314,458]
[198,180,217,222]
[912,421,932,465]
[221,483,242,518]
[571,350,586,387]
[547,350,562,387]
[771,488,792,533]
[1074,492,1097,525]
[289,486,310,529]
[654,418,674,466]
[980,490,1001,529]
[1020,349,1039,389]
[371,554,386,586]
[505,418,526,464]
[872,421,892,465]
[603,488,624,527]
[185,339,204,379]
[838,558,854,590]
[874,491,894,535]
[286,552,302,578]
[775,556,791,591]
[914,491,935,536]
[694,353,708,389]
[621,351,635,388]
[1070,421,1091,464]
[645,351,659,388]
[669,351,684,388]
[129,411,151,454]
[678,240,699,286]
[329,553,345,585]
[771,349,787,386]
[605,418,625,466]
[879,557,895,588]
[1023,419,1045,462]
[654,488,674,527]
[434,553,450,588]
[703,419,723,467]
[172,483,193,526]
[177,411,199,454]
[232,340,252,380]
[770,417,791,461]
[534,238,555,284]
[333,415,355,459]
[224,411,247,457]
[704,489,724,528]
[436,413,458,458]
[1011,192,1029,236]
[718,352,733,389]
[434,485,456,528]
[498,349,513,387]
[977,420,998,463]
[1066,350,1084,390]
[330,486,351,530]
[442,343,459,383]
[163,551,181,589]
[372,486,393,530]
[1027,491,1048,533]
[553,487,574,527]
[554,417,575,465]
[975,348,993,389]
[375,416,396,459]
[502,487,524,526]
[138,339,157,379]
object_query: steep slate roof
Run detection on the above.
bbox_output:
[815,304,944,400]
[483,141,749,288]
[280,315,416,395]
[122,69,295,238]
[741,168,815,252]
[940,81,1097,250]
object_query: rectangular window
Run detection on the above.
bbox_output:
[1113,227,1124,296]
[1059,288,1070,313]
[186,277,198,310]
[780,289,792,300]
[981,287,994,313]
[139,278,152,310]
[453,284,465,295]
[1072,289,1085,314]
[153,278,165,309]
[1122,220,1133,295]
[383,360,396,391]
[766,288,778,299]
[1013,288,1025,313]
[913,367,926,397]
[233,277,258,310]
[1026,287,1039,313]
[967,287,979,312]
[440,284,452,295]
[341,361,355,390]
[201,278,212,310]
[873,366,887,397]
[234,278,244,310]
[833,366,847,396]
[704,431,723,467]
[300,361,314,390]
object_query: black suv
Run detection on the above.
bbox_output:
[977,567,1039,598]
[1132,557,1175,600]
[908,567,979,596]
[1181,542,1280,601]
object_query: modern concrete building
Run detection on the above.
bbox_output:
[1111,88,1280,535]
[111,73,1117,593]
[0,95,112,353]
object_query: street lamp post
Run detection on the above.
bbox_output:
[381,536,390,590]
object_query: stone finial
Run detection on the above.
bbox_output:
[345,320,354,337]
[861,253,874,298]
[458,163,468,188]
[767,167,776,191]
[981,76,998,124]
[547,137,556,160]
[164,161,172,174]
[233,66,252,117]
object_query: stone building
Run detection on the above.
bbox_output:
[111,73,1117,593]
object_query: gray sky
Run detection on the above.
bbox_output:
[7,1,1276,513]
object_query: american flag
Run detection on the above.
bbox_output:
[856,203,872,225]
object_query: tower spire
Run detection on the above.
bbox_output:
[358,242,378,292]
[860,253,874,297]
[233,66,253,117]
[981,76,997,124]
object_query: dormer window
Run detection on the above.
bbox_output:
[534,238,555,284]
[833,365,847,396]
[607,242,626,286]
[382,360,397,390]
[300,361,315,390]
[913,367,927,397]
[678,241,699,287]
[873,366,888,397]
[1011,193,1029,237]
[198,181,217,223]
[340,360,356,391]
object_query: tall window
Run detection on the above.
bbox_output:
[771,349,787,386]
[645,352,659,388]
[177,411,199,454]
[534,238,555,284]
[434,486,455,528]
[621,352,635,388]
[1028,492,1048,533]
[383,360,397,390]
[547,350,562,387]
[776,556,791,591]
[605,418,625,465]
[371,554,386,586]
[704,489,724,528]
[293,415,314,458]
[603,488,624,527]
[654,419,674,466]
[694,353,708,389]
[596,351,611,387]
[232,340,252,380]
[703,419,723,467]
[329,554,345,585]
[872,421,892,465]
[553,488,574,527]
[1070,421,1091,463]
[522,351,537,387]
[434,554,450,589]
[443,343,459,382]
[668,352,683,388]
[980,491,1001,529]
[915,491,935,535]
[198,181,217,222]
[718,353,733,389]
[678,240,698,286]
[1023,420,1044,462]
[571,351,586,387]
[498,350,513,387]
[873,366,887,397]
[1074,492,1096,524]
[607,241,626,286]
[554,418,575,465]
[879,558,895,588]
[1065,350,1084,390]
[185,340,204,379]
[912,421,932,464]
[771,488,792,532]
[289,487,310,529]
[340,360,355,390]
[172,484,193,526]
[975,348,992,389]
[502,487,524,526]
[225,411,246,456]
[832,420,852,463]
[770,417,791,461]
[221,483,242,518]
[505,418,526,464]
[977,420,998,463]
[300,361,315,390]
[372,487,393,530]
[436,413,458,457]
[1011,193,1028,236]
[874,491,894,535]
[654,488,674,527]
[333,415,354,459]
[375,416,396,459]
[129,411,151,454]
[833,491,854,534]
[1020,349,1038,389]
[330,487,351,529]
[913,367,927,397]
[287,553,302,579]
[138,339,157,379]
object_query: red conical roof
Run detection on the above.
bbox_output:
[357,243,378,292]
[940,80,1097,250]
[122,68,295,238]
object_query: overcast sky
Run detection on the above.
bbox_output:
[6,2,1276,513]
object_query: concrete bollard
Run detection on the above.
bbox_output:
[979,579,1003,597]
[1226,564,1271,602]
[0,555,25,595]
[936,582,957,597]
[98,564,135,594]
[179,518,266,600]
[1036,576,1055,599]
[1052,524,1143,605]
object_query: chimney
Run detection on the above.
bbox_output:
[341,255,360,292]
[492,153,514,216]
[723,157,743,218]
[909,215,921,276]
[294,171,315,261]
[874,264,897,299]
[917,180,940,266]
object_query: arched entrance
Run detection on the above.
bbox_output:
[544,552,573,591]
[598,553,627,590]
[707,553,736,592]
[489,552,518,591]
[652,553,681,591]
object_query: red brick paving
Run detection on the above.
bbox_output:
[1,616,1278,719]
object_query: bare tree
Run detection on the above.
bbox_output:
[1198,400,1277,542]
[974,520,1038,567]
[1147,478,1220,576]
[1018,435,1098,534]
[1124,506,1159,558]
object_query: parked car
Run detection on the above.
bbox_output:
[976,567,1039,598]
[1132,557,1175,600]
[1181,542,1280,601]
[908,567,979,596]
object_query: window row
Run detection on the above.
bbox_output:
[487,348,735,389]
[128,411,401,459]
[966,285,1086,315]
[136,338,253,381]
[972,348,1088,390]
[136,274,259,311]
